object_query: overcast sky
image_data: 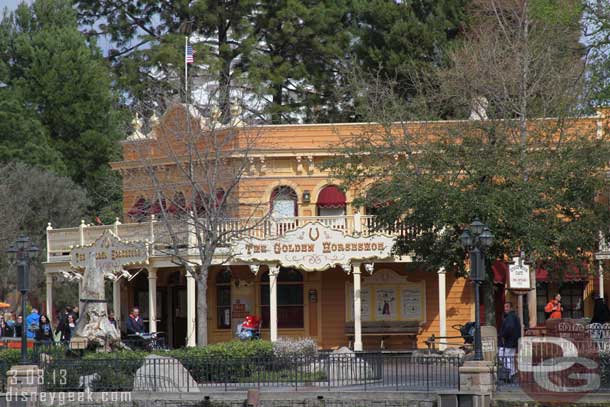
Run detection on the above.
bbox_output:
[0,0,33,11]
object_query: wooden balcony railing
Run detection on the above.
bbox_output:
[46,215,420,262]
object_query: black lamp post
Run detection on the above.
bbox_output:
[459,218,494,361]
[7,235,39,364]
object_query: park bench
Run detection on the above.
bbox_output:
[345,320,422,349]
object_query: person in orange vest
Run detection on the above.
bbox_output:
[545,294,563,319]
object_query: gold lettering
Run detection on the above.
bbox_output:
[378,242,384,250]
[331,244,337,252]
[364,243,370,250]
[308,244,314,252]
[371,243,377,250]
[246,244,253,255]
[338,243,344,252]
[358,243,363,251]
[274,243,281,254]
[261,245,267,253]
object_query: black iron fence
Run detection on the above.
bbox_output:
[35,352,461,393]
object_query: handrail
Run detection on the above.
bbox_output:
[46,214,417,261]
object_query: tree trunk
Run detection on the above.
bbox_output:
[196,270,208,346]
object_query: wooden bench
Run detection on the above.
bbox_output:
[345,321,422,349]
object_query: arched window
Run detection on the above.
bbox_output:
[271,186,298,218]
[216,269,232,329]
[317,185,346,217]
[260,268,304,329]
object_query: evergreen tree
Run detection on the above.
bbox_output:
[0,0,127,219]
[351,0,467,105]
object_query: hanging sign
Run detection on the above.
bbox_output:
[70,230,149,273]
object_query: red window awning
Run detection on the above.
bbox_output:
[148,198,168,215]
[492,259,590,285]
[535,263,590,282]
[127,197,149,218]
[492,260,508,284]
[317,185,346,208]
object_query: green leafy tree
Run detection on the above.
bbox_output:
[0,162,89,308]
[0,0,127,219]
[328,0,609,326]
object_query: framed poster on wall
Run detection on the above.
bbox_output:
[375,288,396,320]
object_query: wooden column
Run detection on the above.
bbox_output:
[46,274,53,326]
[269,265,280,342]
[438,267,447,351]
[113,278,121,329]
[148,269,157,333]
[186,270,196,347]
[352,263,363,352]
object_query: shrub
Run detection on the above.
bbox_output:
[43,350,147,392]
[165,340,274,360]
[273,337,318,362]
[164,341,274,383]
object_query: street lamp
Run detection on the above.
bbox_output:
[7,235,39,364]
[459,218,494,361]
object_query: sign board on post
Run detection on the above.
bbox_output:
[508,257,531,291]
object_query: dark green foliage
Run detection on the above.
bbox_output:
[0,0,127,219]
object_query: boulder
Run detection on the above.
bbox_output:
[133,355,199,392]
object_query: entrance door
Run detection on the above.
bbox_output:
[172,286,187,348]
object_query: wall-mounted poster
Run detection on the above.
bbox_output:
[401,287,423,320]
[375,288,396,320]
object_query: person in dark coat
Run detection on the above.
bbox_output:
[0,319,13,337]
[499,302,521,380]
[13,315,23,338]
[35,315,54,344]
[126,307,145,335]
[60,314,77,343]
[592,296,610,324]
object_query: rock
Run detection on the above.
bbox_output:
[324,348,375,385]
[133,355,199,392]
[442,347,466,361]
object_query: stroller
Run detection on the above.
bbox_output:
[236,315,261,340]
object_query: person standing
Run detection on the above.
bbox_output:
[126,307,145,335]
[544,294,563,319]
[35,315,54,344]
[0,318,13,337]
[25,308,40,339]
[60,314,77,343]
[499,302,521,381]
[13,315,23,338]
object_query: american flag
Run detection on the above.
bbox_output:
[185,45,194,65]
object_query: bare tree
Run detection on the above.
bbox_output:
[126,88,275,346]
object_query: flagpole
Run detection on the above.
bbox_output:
[184,36,189,104]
